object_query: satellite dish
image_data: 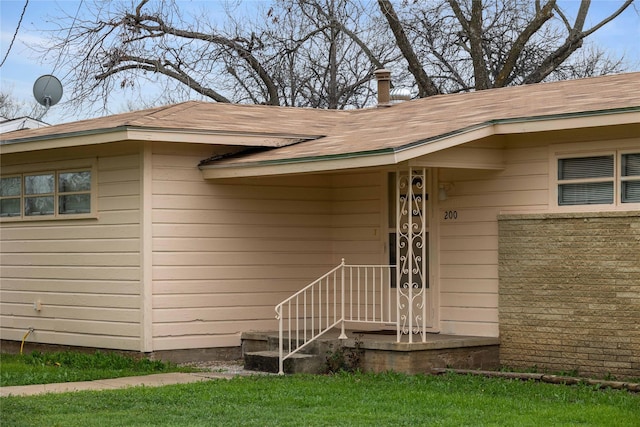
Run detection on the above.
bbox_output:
[33,75,63,107]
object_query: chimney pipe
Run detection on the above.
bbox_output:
[374,68,391,107]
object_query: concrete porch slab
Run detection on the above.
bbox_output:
[241,329,501,374]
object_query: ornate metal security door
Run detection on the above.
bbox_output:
[395,167,429,342]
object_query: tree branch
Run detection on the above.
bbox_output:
[553,3,573,32]
[378,0,439,96]
[448,0,489,89]
[494,0,556,87]
[306,1,385,70]
[124,8,280,105]
[96,54,231,103]
[582,0,634,38]
[523,0,633,84]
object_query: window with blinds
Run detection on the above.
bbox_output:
[558,155,614,205]
[557,153,640,206]
[621,153,640,203]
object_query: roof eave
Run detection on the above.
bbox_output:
[0,126,323,155]
[200,149,399,179]
[0,127,131,154]
[200,107,640,179]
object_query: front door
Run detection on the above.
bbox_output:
[389,167,431,341]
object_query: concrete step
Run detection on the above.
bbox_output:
[242,331,320,353]
[244,350,325,374]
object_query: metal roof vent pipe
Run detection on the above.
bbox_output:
[390,88,411,102]
[374,68,392,107]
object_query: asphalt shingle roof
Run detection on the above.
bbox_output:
[208,72,640,166]
[2,72,639,166]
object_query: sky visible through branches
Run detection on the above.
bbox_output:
[0,0,638,124]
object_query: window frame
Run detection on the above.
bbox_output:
[557,154,615,206]
[57,169,93,215]
[23,171,56,217]
[620,151,640,204]
[552,148,640,210]
[0,164,97,222]
[0,174,23,218]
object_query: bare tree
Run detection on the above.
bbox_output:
[39,0,396,114]
[0,89,45,120]
[39,0,634,115]
[379,0,633,95]
[262,0,397,109]
[0,91,25,119]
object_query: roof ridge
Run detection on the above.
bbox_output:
[123,101,200,126]
[356,71,640,116]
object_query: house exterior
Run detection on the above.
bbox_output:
[1,72,638,378]
[0,116,49,133]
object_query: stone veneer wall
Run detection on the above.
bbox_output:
[498,212,640,379]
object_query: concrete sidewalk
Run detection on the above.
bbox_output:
[0,371,240,397]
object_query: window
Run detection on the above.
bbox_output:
[557,152,640,206]
[558,155,614,205]
[0,176,21,217]
[25,173,55,216]
[621,153,640,203]
[0,169,93,219]
[58,171,92,214]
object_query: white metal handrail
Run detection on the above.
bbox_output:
[275,259,396,374]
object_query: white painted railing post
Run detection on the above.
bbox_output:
[277,305,284,375]
[396,263,401,342]
[339,258,347,340]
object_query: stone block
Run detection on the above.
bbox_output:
[244,350,324,374]
[498,212,640,379]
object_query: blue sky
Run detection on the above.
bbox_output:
[1,0,639,124]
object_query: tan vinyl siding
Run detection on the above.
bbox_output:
[432,136,639,337]
[0,143,142,350]
[151,143,385,350]
[330,171,383,264]
[433,140,549,337]
[151,143,341,350]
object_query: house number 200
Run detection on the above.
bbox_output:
[444,210,458,220]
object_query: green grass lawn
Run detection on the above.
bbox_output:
[0,351,194,386]
[2,372,639,426]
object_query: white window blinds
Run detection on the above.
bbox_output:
[622,153,640,203]
[558,156,614,206]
